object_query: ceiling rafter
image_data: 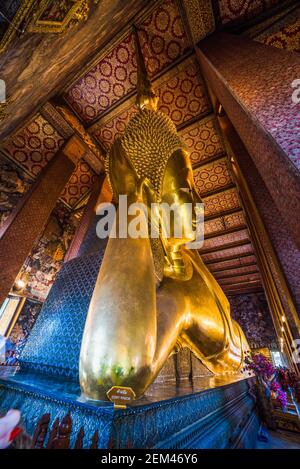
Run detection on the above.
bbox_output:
[205,206,243,222]
[200,239,251,255]
[205,224,247,240]
[209,261,258,274]
[204,251,254,265]
[214,267,259,280]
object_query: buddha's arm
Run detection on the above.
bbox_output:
[79,206,157,399]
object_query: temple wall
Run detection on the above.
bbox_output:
[16,201,82,301]
[229,291,277,350]
[0,153,33,227]
[6,299,42,360]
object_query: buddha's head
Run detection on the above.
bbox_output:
[107,107,202,281]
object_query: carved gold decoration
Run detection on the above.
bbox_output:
[0,96,13,123]
[79,32,250,400]
[0,1,36,54]
[27,0,90,34]
[57,104,105,173]
[0,102,9,123]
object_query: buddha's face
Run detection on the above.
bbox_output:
[160,149,202,248]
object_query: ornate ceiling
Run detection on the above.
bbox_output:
[1,0,299,295]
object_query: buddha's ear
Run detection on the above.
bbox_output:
[108,138,139,197]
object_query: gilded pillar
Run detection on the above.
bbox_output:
[0,149,76,304]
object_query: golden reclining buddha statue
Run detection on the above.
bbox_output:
[79,32,249,401]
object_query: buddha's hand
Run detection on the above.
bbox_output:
[108,138,155,205]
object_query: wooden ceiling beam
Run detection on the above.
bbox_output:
[204,207,243,222]
[224,284,263,295]
[200,239,251,255]
[205,224,247,240]
[209,260,257,274]
[214,267,259,280]
[200,182,236,199]
[204,251,254,265]
[219,276,261,286]
[192,152,227,170]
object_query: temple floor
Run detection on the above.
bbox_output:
[256,430,300,449]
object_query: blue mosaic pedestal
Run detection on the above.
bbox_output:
[0,367,259,449]
[19,250,104,379]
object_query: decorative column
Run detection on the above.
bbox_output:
[196,32,300,249]
[64,174,105,262]
[217,112,300,373]
[0,149,76,304]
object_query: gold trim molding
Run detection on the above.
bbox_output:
[0,1,36,53]
[27,0,90,34]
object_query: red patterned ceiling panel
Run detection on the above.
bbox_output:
[207,254,257,271]
[65,0,190,124]
[201,243,253,263]
[204,217,226,236]
[139,0,189,77]
[214,264,259,279]
[3,114,65,177]
[204,211,246,236]
[92,103,137,150]
[92,57,210,149]
[256,16,300,53]
[203,188,240,217]
[223,211,246,229]
[180,117,225,165]
[218,0,281,25]
[201,228,250,251]
[65,32,137,123]
[156,58,211,126]
[60,160,96,208]
[193,158,232,196]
